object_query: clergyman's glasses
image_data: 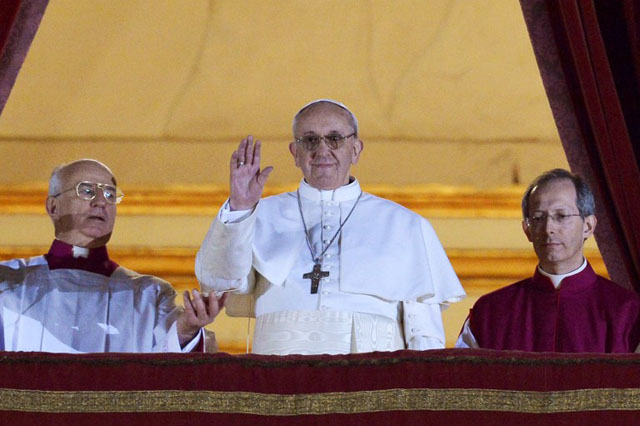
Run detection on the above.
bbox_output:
[52,181,124,205]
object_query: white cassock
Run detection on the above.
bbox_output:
[0,256,200,353]
[196,179,465,355]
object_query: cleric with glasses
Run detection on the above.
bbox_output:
[524,212,582,227]
[456,168,640,353]
[52,181,124,205]
[0,159,224,353]
[195,99,465,355]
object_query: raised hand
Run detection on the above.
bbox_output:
[229,135,274,211]
[177,290,227,347]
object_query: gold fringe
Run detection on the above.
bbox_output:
[1,387,638,414]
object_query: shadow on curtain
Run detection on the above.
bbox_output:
[520,0,640,292]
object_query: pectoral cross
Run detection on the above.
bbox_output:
[303,263,329,294]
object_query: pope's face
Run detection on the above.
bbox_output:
[522,178,596,274]
[47,161,117,248]
[289,104,363,190]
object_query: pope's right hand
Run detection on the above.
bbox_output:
[229,135,274,211]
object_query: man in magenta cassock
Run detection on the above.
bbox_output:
[456,168,640,352]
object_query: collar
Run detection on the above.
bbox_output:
[531,260,597,294]
[537,258,588,288]
[298,177,361,202]
[45,239,119,277]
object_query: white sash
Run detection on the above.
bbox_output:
[252,310,405,355]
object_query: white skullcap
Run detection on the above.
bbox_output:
[292,98,359,135]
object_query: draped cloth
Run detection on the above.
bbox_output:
[0,0,21,54]
[2,349,640,425]
[250,182,463,304]
[520,0,640,292]
[0,0,49,115]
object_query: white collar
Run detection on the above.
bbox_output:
[72,246,90,258]
[538,258,588,288]
[298,178,361,202]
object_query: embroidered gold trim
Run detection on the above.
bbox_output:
[0,183,523,218]
[1,387,638,414]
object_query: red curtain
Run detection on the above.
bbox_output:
[0,0,21,54]
[0,0,48,115]
[520,0,640,292]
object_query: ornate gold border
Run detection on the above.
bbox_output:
[0,184,525,218]
[0,246,606,290]
[0,387,637,414]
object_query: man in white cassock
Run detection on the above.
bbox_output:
[0,159,224,352]
[196,100,465,355]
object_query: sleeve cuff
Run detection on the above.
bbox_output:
[402,300,445,347]
[454,317,479,348]
[219,199,254,224]
[166,322,204,353]
[407,336,444,350]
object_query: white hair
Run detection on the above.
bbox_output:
[292,99,359,136]
[48,159,115,196]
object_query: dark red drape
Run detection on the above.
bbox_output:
[0,0,48,116]
[0,0,21,54]
[520,0,640,292]
[2,349,640,425]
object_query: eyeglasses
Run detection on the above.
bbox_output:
[52,181,124,205]
[525,213,582,227]
[295,133,356,151]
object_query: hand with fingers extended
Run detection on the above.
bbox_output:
[229,135,274,211]
[177,290,227,347]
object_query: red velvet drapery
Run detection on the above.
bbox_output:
[0,0,21,54]
[0,0,48,115]
[520,0,640,292]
